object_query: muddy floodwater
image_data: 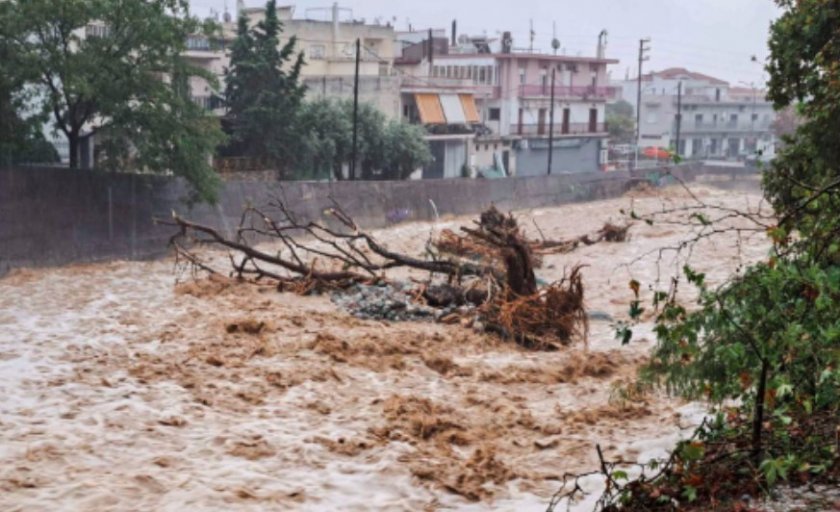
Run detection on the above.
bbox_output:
[0,183,769,511]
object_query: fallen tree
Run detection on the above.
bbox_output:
[163,200,622,349]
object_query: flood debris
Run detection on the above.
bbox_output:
[165,201,626,349]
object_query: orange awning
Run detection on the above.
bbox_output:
[415,93,445,125]
[459,94,480,124]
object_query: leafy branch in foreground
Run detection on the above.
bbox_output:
[586,0,840,503]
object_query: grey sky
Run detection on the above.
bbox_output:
[190,0,780,87]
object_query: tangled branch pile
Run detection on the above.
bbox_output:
[164,201,624,350]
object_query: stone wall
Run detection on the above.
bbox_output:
[0,165,757,274]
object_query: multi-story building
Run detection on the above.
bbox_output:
[613,68,776,160]
[186,3,401,119]
[396,30,618,178]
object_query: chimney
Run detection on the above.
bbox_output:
[502,31,512,53]
[597,30,607,59]
[451,20,457,46]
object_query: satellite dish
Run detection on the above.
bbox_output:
[551,38,561,51]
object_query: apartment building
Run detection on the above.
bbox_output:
[614,68,776,160]
[396,30,617,178]
[185,3,401,119]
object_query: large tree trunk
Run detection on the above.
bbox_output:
[67,130,79,169]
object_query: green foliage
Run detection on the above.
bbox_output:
[294,98,431,181]
[0,11,56,165]
[607,100,635,143]
[644,262,840,412]
[765,0,840,260]
[0,0,224,202]
[223,0,305,168]
[612,4,840,498]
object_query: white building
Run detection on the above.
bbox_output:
[613,68,776,160]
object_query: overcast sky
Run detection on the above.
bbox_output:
[191,0,780,87]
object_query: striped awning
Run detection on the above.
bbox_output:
[439,94,466,124]
[459,94,480,123]
[415,93,445,124]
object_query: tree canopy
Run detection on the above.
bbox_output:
[295,98,431,181]
[0,39,58,165]
[0,0,224,202]
[223,0,305,168]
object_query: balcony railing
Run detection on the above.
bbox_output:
[518,85,615,100]
[512,122,607,136]
[682,120,773,132]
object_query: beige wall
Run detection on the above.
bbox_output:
[304,76,401,119]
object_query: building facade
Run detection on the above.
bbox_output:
[396,31,617,178]
[185,4,401,119]
[613,68,776,160]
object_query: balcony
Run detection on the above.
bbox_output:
[518,85,615,100]
[401,76,500,98]
[681,120,773,133]
[512,122,607,137]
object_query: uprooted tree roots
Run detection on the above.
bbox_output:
[164,200,627,350]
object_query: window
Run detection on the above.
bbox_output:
[646,110,658,124]
[446,66,453,78]
[519,68,526,85]
[85,24,110,38]
[309,44,326,60]
[590,63,598,72]
[186,36,211,50]
[752,113,759,122]
[478,67,486,83]
[692,138,703,156]
[489,108,501,121]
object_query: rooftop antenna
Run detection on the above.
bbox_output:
[529,19,535,52]
[551,21,560,55]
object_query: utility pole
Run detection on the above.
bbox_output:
[351,38,360,180]
[529,19,535,52]
[428,28,434,69]
[675,81,682,158]
[634,37,651,170]
[547,67,556,175]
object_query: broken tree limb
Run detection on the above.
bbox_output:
[162,200,590,350]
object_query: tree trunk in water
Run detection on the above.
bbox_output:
[502,244,537,297]
[752,360,769,464]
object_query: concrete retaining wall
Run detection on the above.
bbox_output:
[0,165,758,274]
